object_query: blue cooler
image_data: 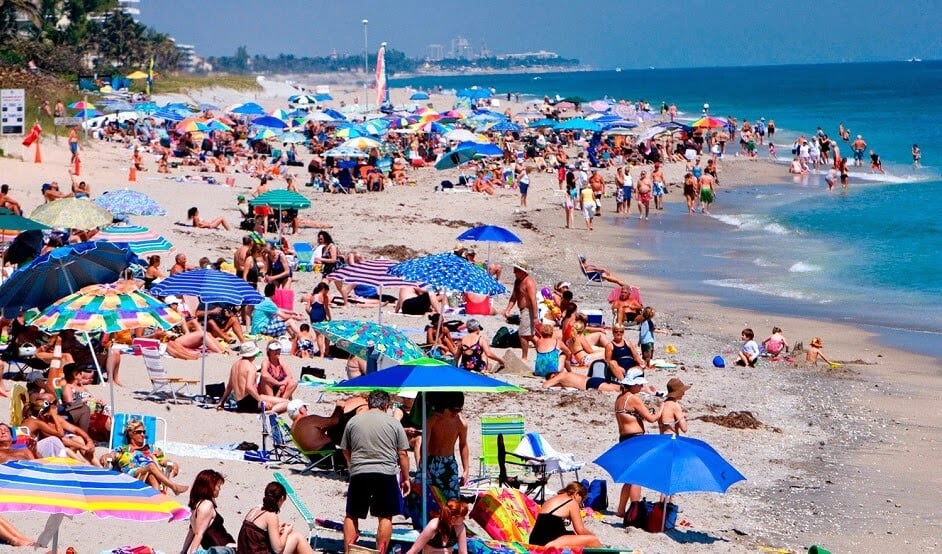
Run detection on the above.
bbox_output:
[583,309,604,327]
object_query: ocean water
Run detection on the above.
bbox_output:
[392,63,942,360]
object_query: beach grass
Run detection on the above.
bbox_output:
[153,73,262,94]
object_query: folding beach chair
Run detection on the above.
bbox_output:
[513,432,584,488]
[141,347,199,404]
[0,342,49,380]
[578,255,605,285]
[497,434,549,502]
[262,413,342,474]
[108,412,167,451]
[293,242,314,272]
[478,413,526,478]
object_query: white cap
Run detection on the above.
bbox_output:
[287,399,309,420]
[164,295,181,306]
[620,368,647,386]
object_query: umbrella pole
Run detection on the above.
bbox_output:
[377,284,383,325]
[421,392,428,527]
[84,332,110,409]
[661,494,671,533]
[200,305,209,395]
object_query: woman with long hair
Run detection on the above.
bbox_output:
[181,469,237,553]
[406,499,469,554]
[237,481,313,554]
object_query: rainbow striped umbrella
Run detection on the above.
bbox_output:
[28,281,182,334]
[95,224,174,258]
[0,457,189,551]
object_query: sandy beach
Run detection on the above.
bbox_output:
[0,81,939,554]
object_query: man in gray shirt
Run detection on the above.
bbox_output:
[340,390,411,554]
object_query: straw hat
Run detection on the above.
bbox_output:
[512,260,531,273]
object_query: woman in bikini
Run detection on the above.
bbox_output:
[259,341,297,399]
[237,481,313,554]
[658,378,690,436]
[456,319,504,373]
[565,319,608,368]
[528,482,602,548]
[533,323,570,377]
[613,369,659,518]
[406,499,470,554]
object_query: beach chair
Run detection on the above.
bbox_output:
[513,432,584,488]
[293,242,314,272]
[0,342,49,380]
[262,413,343,474]
[141,347,199,404]
[478,413,526,478]
[497,434,549,502]
[108,412,167,451]
[578,255,605,285]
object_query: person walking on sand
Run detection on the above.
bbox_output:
[579,183,595,231]
[635,170,651,220]
[341,390,411,554]
[651,162,666,211]
[503,260,539,361]
[699,171,715,214]
[425,391,470,502]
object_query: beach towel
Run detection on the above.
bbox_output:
[470,487,539,544]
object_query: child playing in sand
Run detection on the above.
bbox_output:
[761,326,789,357]
[292,323,317,359]
[735,328,759,367]
[806,337,835,367]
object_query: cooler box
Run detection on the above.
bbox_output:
[583,309,604,327]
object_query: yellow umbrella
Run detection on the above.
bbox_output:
[126,70,148,79]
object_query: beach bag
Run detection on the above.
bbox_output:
[88,408,111,443]
[623,499,648,529]
[645,501,678,533]
[490,326,519,349]
[579,479,608,511]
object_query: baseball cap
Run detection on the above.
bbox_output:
[237,194,246,201]
[164,295,182,306]
[267,341,283,352]
[620,368,647,386]
[286,399,308,420]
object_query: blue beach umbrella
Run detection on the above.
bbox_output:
[322,108,346,121]
[95,189,166,216]
[152,108,189,122]
[557,118,602,131]
[0,241,139,318]
[73,109,102,118]
[133,101,159,114]
[457,141,503,158]
[410,92,430,101]
[594,434,746,496]
[389,252,507,296]
[434,147,477,170]
[314,93,333,102]
[250,115,289,129]
[151,269,264,392]
[489,120,522,132]
[528,118,558,129]
[278,131,307,144]
[230,102,265,115]
[457,224,522,265]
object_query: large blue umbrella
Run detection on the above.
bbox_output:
[594,434,746,496]
[95,189,166,216]
[230,102,265,115]
[250,115,289,129]
[0,241,139,317]
[456,141,503,158]
[557,118,602,131]
[410,92,430,101]
[327,357,524,524]
[311,320,424,362]
[528,118,559,129]
[150,269,264,392]
[389,252,506,296]
[489,120,522,132]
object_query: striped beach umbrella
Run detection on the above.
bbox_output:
[323,259,418,323]
[150,269,264,393]
[0,457,189,552]
[95,190,166,216]
[95,225,174,258]
[28,281,182,334]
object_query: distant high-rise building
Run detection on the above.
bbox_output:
[427,44,444,61]
[450,36,473,59]
[480,41,491,58]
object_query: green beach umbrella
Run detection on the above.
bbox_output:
[248,189,311,210]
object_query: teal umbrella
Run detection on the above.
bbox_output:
[311,320,424,362]
[327,357,524,524]
[0,208,49,232]
[248,190,311,240]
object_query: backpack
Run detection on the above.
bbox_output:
[490,326,519,349]
[579,479,608,511]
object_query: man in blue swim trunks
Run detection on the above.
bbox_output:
[425,391,469,502]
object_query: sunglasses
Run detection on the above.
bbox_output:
[132,430,146,436]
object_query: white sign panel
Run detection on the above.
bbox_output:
[1,88,26,135]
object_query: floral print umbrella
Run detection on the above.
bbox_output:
[311,320,424,361]
[390,252,507,296]
[95,190,167,216]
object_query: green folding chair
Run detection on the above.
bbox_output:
[478,412,525,478]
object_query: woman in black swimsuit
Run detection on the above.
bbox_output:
[406,499,469,554]
[528,482,602,548]
[613,369,660,518]
[181,469,237,553]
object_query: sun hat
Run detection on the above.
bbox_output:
[286,399,308,420]
[712,355,725,368]
[666,378,692,400]
[512,260,530,273]
[239,341,260,358]
[164,295,181,306]
[267,341,283,352]
[620,368,647,386]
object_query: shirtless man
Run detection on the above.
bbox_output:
[851,135,867,167]
[169,253,194,275]
[0,184,23,215]
[699,171,716,214]
[588,170,605,216]
[425,391,470,502]
[502,260,539,361]
[233,236,253,280]
[579,256,627,286]
[216,342,289,414]
[635,171,652,220]
[651,163,666,211]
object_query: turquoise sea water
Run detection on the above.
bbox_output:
[392,63,942,360]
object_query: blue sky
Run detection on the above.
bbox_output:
[138,0,941,69]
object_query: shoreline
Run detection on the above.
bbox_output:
[0,83,938,553]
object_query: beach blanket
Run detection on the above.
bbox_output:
[468,537,578,554]
[160,440,245,461]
